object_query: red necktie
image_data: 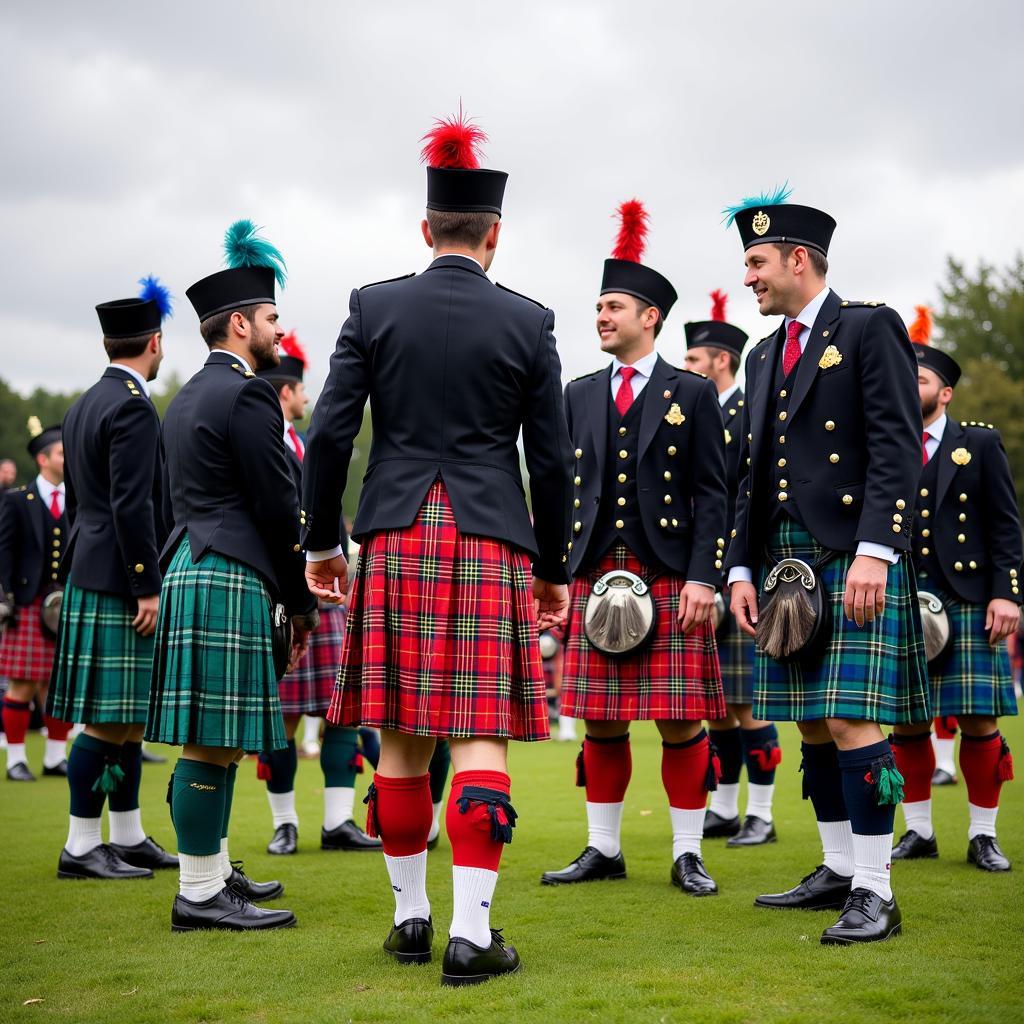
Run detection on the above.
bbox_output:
[288,424,305,463]
[615,366,638,416]
[782,320,804,378]
[49,490,61,520]
[922,431,931,465]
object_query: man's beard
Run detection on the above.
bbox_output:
[251,325,280,371]
[920,393,939,421]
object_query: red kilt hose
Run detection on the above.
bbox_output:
[0,596,56,682]
[278,603,346,716]
[328,481,549,741]
[561,544,725,722]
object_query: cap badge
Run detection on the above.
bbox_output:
[664,403,685,426]
[751,210,770,236]
[951,447,971,466]
[818,345,843,370]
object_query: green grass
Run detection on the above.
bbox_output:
[3,718,1023,1024]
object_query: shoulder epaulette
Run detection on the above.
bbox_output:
[8,485,26,493]
[839,300,887,308]
[496,282,546,309]
[122,379,143,397]
[228,361,256,379]
[682,368,708,379]
[961,420,997,431]
[569,368,604,382]
[359,272,415,290]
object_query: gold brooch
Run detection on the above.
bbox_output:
[724,428,732,445]
[664,403,685,426]
[818,345,843,369]
[951,447,971,466]
[751,211,770,236]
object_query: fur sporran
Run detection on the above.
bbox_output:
[755,557,832,662]
[583,569,657,657]
[917,590,953,666]
[40,588,63,640]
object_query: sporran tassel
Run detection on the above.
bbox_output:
[756,586,816,659]
[92,759,125,795]
[998,738,1014,782]
[362,782,380,838]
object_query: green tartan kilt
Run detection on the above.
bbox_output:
[716,600,755,705]
[917,573,1018,718]
[145,540,285,751]
[47,583,154,725]
[754,518,931,725]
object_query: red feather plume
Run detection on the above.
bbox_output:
[279,331,308,367]
[710,289,728,322]
[611,199,649,263]
[908,305,932,345]
[420,105,487,169]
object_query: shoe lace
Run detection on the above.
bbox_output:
[230,859,249,879]
[489,928,506,948]
[799,864,828,887]
[222,884,252,909]
[842,888,874,915]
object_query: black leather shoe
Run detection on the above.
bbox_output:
[932,768,957,786]
[540,846,626,885]
[968,835,1011,872]
[320,819,382,850]
[140,748,167,765]
[820,888,902,945]
[6,762,36,782]
[441,929,521,987]
[42,759,69,777]
[670,853,718,895]
[109,836,179,870]
[755,864,852,910]
[703,809,741,838]
[727,815,777,847]
[58,845,154,880]
[384,917,434,964]
[226,862,283,902]
[892,830,938,861]
[171,887,296,932]
[268,823,298,855]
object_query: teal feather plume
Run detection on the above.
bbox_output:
[721,183,793,226]
[223,219,287,288]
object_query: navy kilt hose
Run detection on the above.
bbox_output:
[146,539,286,752]
[0,596,56,682]
[917,574,1018,719]
[279,603,346,716]
[328,481,549,742]
[561,544,725,722]
[716,592,755,705]
[47,583,153,724]
[755,519,931,725]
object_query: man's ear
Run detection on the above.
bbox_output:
[421,219,434,248]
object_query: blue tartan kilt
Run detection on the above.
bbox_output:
[917,573,1018,718]
[716,599,755,705]
[754,518,931,725]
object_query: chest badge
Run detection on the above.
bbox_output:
[818,345,843,370]
[951,447,971,466]
[724,428,732,445]
[665,403,686,426]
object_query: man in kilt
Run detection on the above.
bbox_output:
[0,421,73,781]
[541,201,729,895]
[47,279,178,880]
[255,334,380,856]
[890,314,1021,871]
[684,291,783,847]
[725,188,930,944]
[302,111,573,985]
[146,221,318,932]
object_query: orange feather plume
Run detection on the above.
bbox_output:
[908,305,932,345]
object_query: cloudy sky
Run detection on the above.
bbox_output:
[4,1,1023,400]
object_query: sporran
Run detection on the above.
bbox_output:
[917,590,953,666]
[756,554,834,662]
[40,589,63,640]
[583,569,657,657]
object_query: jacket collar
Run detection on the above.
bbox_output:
[426,254,489,279]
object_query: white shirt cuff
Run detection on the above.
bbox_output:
[856,542,899,565]
[306,545,343,562]
[727,566,753,585]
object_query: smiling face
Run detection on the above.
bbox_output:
[743,243,800,316]
[596,293,658,361]
[245,304,285,371]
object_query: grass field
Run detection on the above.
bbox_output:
[3,717,1023,1024]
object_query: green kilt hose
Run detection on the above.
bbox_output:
[917,573,1018,719]
[47,582,154,724]
[716,590,755,705]
[755,519,931,725]
[146,539,286,752]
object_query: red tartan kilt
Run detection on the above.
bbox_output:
[0,596,56,682]
[561,544,724,722]
[327,481,549,741]
[278,603,346,716]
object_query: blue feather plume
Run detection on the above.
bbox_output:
[223,219,287,288]
[137,275,173,319]
[721,183,793,226]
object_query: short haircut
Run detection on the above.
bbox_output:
[775,241,828,277]
[705,345,741,376]
[426,210,499,248]
[199,304,260,346]
[103,331,157,360]
[633,297,664,339]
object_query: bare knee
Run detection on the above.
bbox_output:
[85,723,133,745]
[797,719,832,744]
[656,720,703,745]
[731,704,770,730]
[892,722,930,738]
[5,680,36,703]
[584,720,631,740]
[959,715,998,737]
[377,729,437,777]
[826,718,884,751]
[708,710,740,730]
[449,736,508,775]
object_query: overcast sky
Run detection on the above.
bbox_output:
[3,1,1023,402]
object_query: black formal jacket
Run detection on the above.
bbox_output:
[161,351,313,616]
[563,356,728,583]
[0,480,69,605]
[726,291,923,573]
[60,367,166,598]
[721,386,746,542]
[302,256,574,584]
[913,419,1023,604]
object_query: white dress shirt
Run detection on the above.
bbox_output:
[111,363,151,397]
[35,474,65,516]
[610,349,658,402]
[283,421,304,457]
[719,382,740,408]
[922,412,946,462]
[431,253,485,272]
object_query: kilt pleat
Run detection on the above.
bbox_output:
[47,583,153,724]
[717,596,755,705]
[145,540,285,751]
[0,595,55,682]
[917,574,1018,718]
[279,604,346,716]
[328,480,549,741]
[561,544,725,722]
[754,518,931,725]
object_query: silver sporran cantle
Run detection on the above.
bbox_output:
[583,569,656,657]
[40,589,63,639]
[713,591,727,635]
[917,590,953,666]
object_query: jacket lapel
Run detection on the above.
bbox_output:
[30,481,46,556]
[749,327,783,468]
[638,356,678,460]
[934,418,963,510]
[587,366,612,470]
[788,289,842,421]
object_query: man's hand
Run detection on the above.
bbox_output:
[678,582,715,635]
[843,554,888,626]
[986,598,1021,646]
[287,614,316,672]
[729,581,759,638]
[533,578,569,632]
[305,555,348,606]
[133,594,159,636]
